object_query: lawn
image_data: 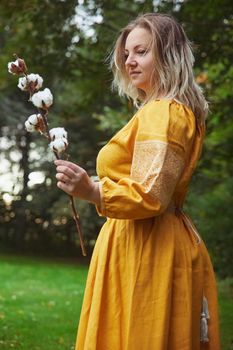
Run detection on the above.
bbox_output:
[0,254,232,349]
[0,254,88,350]
[218,278,233,350]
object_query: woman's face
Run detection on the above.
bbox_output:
[124,27,154,96]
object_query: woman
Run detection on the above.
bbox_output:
[55,13,221,350]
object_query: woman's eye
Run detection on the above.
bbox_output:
[124,49,147,60]
[137,50,146,55]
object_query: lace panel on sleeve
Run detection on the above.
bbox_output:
[130,140,185,207]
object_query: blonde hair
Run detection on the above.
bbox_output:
[111,13,208,122]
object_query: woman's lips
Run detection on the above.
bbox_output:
[130,71,141,77]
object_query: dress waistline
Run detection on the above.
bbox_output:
[166,202,201,244]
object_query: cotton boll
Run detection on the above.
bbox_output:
[49,138,68,153]
[25,114,42,133]
[31,93,41,108]
[25,120,36,132]
[8,59,18,69]
[18,77,28,91]
[31,88,53,109]
[27,73,43,90]
[7,58,27,75]
[42,88,53,107]
[28,114,40,125]
[49,127,68,141]
[18,74,43,92]
[8,62,13,73]
[8,60,19,74]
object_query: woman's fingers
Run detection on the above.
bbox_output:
[56,172,69,183]
[57,180,72,194]
[54,160,84,194]
[56,165,75,180]
[54,161,84,184]
[54,159,82,173]
[54,159,98,202]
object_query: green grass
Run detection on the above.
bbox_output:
[0,254,88,350]
[0,254,232,349]
[218,278,233,350]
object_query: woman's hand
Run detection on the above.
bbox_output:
[54,159,100,206]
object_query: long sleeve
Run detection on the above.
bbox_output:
[96,100,196,220]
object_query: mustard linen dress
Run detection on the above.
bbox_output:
[76,100,221,350]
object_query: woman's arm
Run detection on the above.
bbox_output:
[95,101,196,220]
[54,159,101,206]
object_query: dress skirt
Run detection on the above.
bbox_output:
[75,210,220,350]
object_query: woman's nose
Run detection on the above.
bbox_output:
[125,55,137,67]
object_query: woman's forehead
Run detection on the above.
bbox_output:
[124,27,151,50]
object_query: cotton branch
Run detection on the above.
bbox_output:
[8,55,87,256]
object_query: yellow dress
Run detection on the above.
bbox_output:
[76,99,221,350]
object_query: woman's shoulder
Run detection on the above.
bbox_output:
[137,98,194,118]
[134,98,196,145]
[136,98,196,129]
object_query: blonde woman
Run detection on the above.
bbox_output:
[55,13,221,350]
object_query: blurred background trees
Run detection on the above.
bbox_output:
[0,0,232,276]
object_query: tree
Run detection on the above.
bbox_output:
[0,0,232,274]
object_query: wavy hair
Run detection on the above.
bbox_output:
[111,13,208,121]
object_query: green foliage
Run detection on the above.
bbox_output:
[189,177,233,278]
[175,0,233,277]
[0,0,232,276]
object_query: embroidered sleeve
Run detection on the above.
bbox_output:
[96,140,185,219]
[95,100,196,220]
[130,140,185,209]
